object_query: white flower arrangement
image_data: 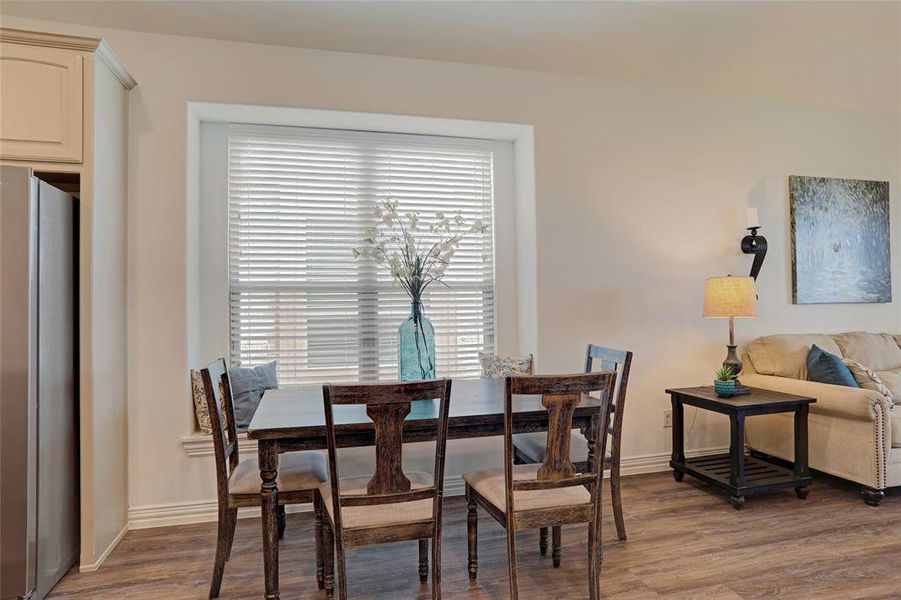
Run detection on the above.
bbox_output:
[352,198,489,304]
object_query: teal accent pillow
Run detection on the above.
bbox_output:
[807,345,858,388]
[229,361,279,432]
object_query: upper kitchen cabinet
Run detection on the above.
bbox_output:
[0,28,135,164]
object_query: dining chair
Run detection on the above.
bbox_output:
[200,359,329,598]
[512,344,632,562]
[464,372,615,600]
[319,379,452,600]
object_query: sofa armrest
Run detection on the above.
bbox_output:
[742,373,890,421]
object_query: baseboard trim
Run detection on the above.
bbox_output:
[130,445,727,530]
[79,523,128,572]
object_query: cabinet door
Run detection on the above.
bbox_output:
[0,42,83,163]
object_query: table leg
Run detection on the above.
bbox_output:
[794,404,810,499]
[670,396,685,482]
[259,440,280,599]
[729,412,745,509]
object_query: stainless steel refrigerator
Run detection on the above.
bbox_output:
[1,166,79,600]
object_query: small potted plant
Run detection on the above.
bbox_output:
[714,366,736,398]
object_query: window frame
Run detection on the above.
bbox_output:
[198,121,518,385]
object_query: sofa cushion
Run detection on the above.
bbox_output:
[745,334,843,380]
[877,369,901,404]
[841,359,894,407]
[807,345,859,388]
[831,332,901,372]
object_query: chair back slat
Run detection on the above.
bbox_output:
[366,402,412,494]
[536,392,580,481]
[322,379,452,532]
[200,359,240,503]
[504,372,614,498]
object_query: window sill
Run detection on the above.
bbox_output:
[181,432,258,457]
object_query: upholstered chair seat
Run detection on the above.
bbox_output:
[463,464,591,513]
[228,452,328,496]
[318,472,434,529]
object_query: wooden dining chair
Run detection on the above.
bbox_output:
[512,344,632,562]
[319,379,452,600]
[464,372,615,600]
[200,359,329,598]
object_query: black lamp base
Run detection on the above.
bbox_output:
[731,380,752,396]
[723,344,751,395]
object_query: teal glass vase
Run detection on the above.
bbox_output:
[398,301,435,381]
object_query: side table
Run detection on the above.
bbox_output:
[665,386,816,509]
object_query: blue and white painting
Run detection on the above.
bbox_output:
[791,176,891,304]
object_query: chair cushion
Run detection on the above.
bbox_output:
[463,464,591,513]
[478,352,534,378]
[229,451,327,496]
[806,345,859,388]
[229,361,279,432]
[512,431,612,465]
[831,333,901,372]
[319,472,434,530]
[840,359,895,408]
[745,334,843,380]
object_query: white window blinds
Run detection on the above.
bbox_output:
[228,125,496,385]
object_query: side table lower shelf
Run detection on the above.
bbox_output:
[671,453,812,509]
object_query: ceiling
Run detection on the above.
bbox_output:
[2,1,899,112]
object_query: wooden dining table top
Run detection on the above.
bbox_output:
[247,377,605,442]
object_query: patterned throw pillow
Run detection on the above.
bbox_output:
[190,369,213,435]
[841,358,895,408]
[190,368,231,435]
[478,352,534,378]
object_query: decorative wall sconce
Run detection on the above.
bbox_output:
[741,208,767,280]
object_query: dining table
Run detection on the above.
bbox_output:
[246,377,606,600]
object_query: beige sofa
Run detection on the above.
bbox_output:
[742,332,900,506]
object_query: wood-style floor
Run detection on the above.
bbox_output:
[49,472,900,599]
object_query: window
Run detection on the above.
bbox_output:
[227,124,496,385]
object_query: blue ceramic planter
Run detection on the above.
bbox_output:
[714,379,736,398]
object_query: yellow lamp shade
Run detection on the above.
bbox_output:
[703,276,758,318]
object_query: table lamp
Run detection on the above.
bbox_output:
[703,275,758,395]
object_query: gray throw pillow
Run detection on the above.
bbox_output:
[229,361,279,432]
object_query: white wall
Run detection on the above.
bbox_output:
[4,17,898,519]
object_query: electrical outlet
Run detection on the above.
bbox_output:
[662,409,673,428]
